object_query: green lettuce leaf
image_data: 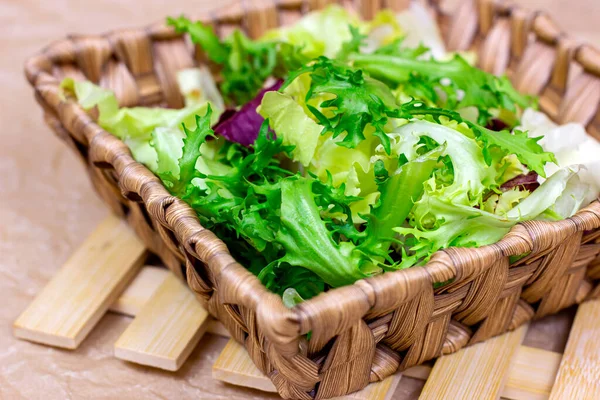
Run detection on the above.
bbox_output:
[282,56,401,154]
[276,176,368,286]
[169,16,278,104]
[61,78,218,172]
[358,145,443,262]
[397,101,555,177]
[477,129,554,178]
[258,91,322,166]
[351,51,535,124]
[282,287,305,308]
[483,187,530,216]
[390,120,497,205]
[261,5,360,59]
[396,165,584,268]
[157,106,221,201]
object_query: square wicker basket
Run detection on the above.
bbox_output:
[25,0,600,398]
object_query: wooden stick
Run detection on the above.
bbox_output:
[504,346,562,400]
[13,216,146,349]
[213,339,277,392]
[549,299,600,399]
[108,266,228,337]
[212,339,402,399]
[340,374,402,400]
[110,266,169,316]
[114,274,210,371]
[393,346,562,399]
[419,324,528,399]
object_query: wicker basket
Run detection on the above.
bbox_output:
[25,0,600,398]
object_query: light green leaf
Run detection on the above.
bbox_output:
[258,91,322,166]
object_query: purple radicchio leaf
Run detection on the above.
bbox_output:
[486,118,509,132]
[501,170,540,192]
[214,80,283,146]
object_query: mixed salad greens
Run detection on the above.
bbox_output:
[62,5,599,306]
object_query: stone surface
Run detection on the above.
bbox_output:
[0,1,597,399]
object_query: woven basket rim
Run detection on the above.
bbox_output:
[24,0,600,347]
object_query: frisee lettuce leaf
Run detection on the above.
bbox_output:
[398,165,585,267]
[351,50,535,125]
[282,56,401,154]
[61,78,220,172]
[261,5,361,59]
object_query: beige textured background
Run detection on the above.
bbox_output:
[0,1,598,399]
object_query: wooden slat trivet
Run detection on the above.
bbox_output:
[213,339,403,400]
[211,326,561,400]
[114,274,210,371]
[13,216,146,349]
[107,264,226,337]
[13,216,600,399]
[549,299,600,399]
[420,324,528,399]
[113,266,568,399]
[110,266,169,316]
[504,346,562,400]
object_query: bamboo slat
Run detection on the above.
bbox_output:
[213,339,277,392]
[114,274,210,371]
[108,265,228,337]
[419,324,529,399]
[384,346,562,399]
[341,375,402,400]
[110,266,169,316]
[398,345,562,400]
[212,339,402,399]
[13,216,146,349]
[503,346,562,400]
[549,299,600,399]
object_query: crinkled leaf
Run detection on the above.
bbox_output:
[359,145,442,261]
[61,78,217,172]
[390,119,497,205]
[478,129,555,178]
[168,16,228,63]
[261,5,360,59]
[214,80,282,146]
[352,52,535,123]
[336,25,366,61]
[276,176,369,286]
[282,56,401,154]
[258,91,323,166]
[398,100,555,177]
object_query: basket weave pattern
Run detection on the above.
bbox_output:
[26,0,600,398]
